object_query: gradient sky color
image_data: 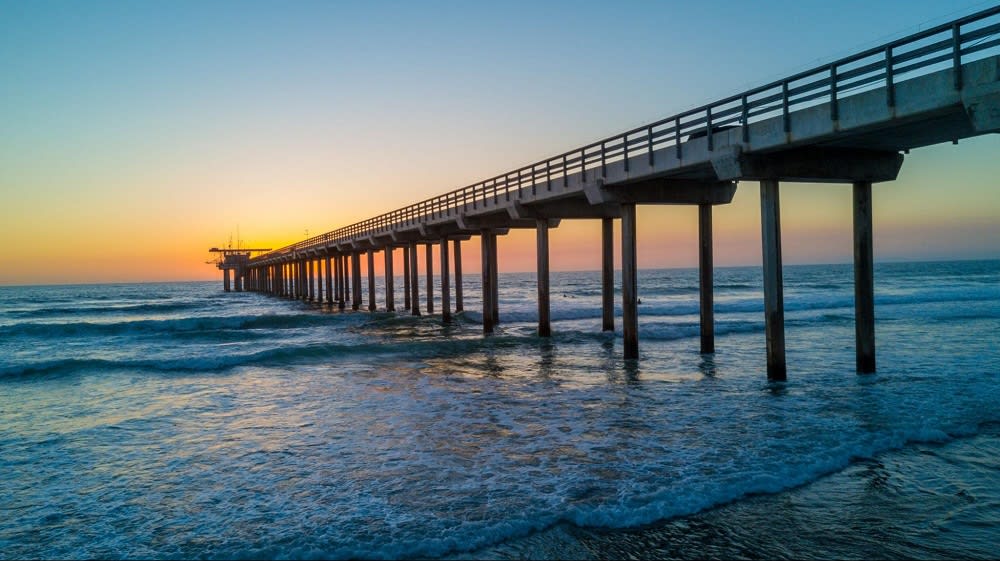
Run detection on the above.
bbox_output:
[2,0,999,285]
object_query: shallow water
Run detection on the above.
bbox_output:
[1,261,998,559]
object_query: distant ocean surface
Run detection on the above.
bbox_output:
[1,260,998,559]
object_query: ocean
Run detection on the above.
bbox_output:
[1,260,998,559]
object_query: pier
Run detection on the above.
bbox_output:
[224,8,1000,380]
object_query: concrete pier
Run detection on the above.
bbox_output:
[760,180,786,381]
[854,181,876,373]
[240,16,1000,377]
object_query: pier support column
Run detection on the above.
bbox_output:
[410,243,420,316]
[602,217,614,332]
[308,259,316,302]
[854,181,876,373]
[622,204,638,359]
[352,252,362,310]
[294,261,301,299]
[481,231,494,334]
[490,232,499,327]
[294,261,299,298]
[304,261,310,299]
[537,219,551,337]
[403,244,411,311]
[385,247,395,312]
[454,239,464,312]
[303,261,310,300]
[223,268,231,292]
[760,179,787,381]
[440,238,451,322]
[368,249,377,311]
[343,253,354,308]
[425,244,434,314]
[338,255,346,310]
[325,256,333,306]
[317,258,324,302]
[699,204,715,354]
[313,259,323,304]
[300,260,307,300]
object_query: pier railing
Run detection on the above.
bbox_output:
[256,5,1000,262]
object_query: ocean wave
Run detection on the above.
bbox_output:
[0,333,534,379]
[1,301,203,319]
[0,344,348,378]
[0,313,342,339]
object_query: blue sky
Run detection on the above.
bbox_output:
[1,0,999,283]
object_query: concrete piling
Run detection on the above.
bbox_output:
[481,231,494,334]
[760,180,787,381]
[621,204,638,359]
[403,244,411,311]
[425,244,434,314]
[440,238,451,322]
[853,181,876,373]
[602,217,614,332]
[385,247,395,312]
[409,243,420,316]
[454,239,464,312]
[699,204,715,354]
[368,249,377,312]
[536,219,551,337]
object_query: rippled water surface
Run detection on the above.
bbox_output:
[1,261,998,559]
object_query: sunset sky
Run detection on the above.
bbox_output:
[2,0,999,285]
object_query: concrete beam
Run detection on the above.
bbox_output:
[456,213,527,232]
[586,178,737,205]
[963,83,1000,133]
[712,146,903,183]
[509,200,621,220]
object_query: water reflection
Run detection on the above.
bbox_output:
[698,356,717,378]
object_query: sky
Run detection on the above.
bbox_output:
[1,0,999,285]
